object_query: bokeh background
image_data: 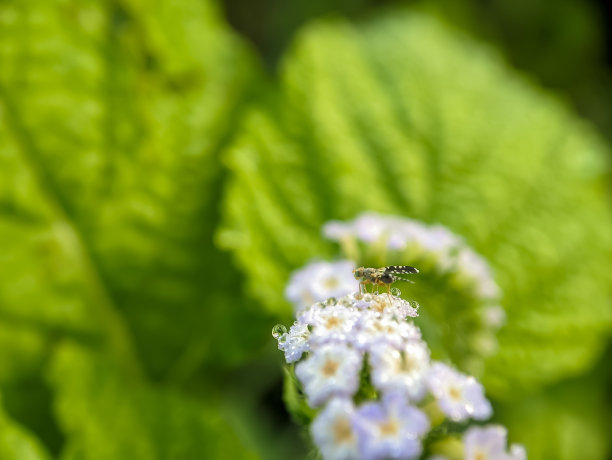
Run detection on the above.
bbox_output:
[0,0,611,459]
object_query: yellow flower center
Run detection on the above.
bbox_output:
[449,386,462,401]
[322,359,340,376]
[332,418,354,443]
[323,276,339,289]
[399,354,416,373]
[379,417,400,437]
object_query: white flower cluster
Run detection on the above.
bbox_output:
[323,213,501,302]
[273,292,521,460]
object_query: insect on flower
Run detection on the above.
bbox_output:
[353,265,419,295]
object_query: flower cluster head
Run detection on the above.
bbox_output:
[312,213,506,375]
[274,290,524,460]
[323,212,501,303]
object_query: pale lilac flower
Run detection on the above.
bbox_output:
[455,248,500,299]
[464,425,527,460]
[323,213,463,254]
[285,260,359,312]
[277,322,310,363]
[427,362,492,421]
[295,344,363,407]
[369,341,430,401]
[352,393,429,460]
[419,224,463,253]
[311,399,361,460]
[322,220,356,241]
[324,213,413,249]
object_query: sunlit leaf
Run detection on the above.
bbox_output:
[0,0,262,380]
[0,0,268,452]
[49,343,259,460]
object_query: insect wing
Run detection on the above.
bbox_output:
[384,265,419,275]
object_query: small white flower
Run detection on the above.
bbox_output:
[322,220,356,241]
[427,362,492,422]
[305,305,361,347]
[418,224,463,253]
[323,213,464,254]
[463,425,526,460]
[351,293,418,319]
[295,344,363,407]
[369,341,430,401]
[352,311,421,351]
[385,296,419,319]
[278,322,310,363]
[311,398,361,460]
[352,393,429,460]
[455,248,500,299]
[285,260,359,312]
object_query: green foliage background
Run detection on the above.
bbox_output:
[0,0,611,459]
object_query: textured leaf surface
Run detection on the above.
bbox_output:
[220,10,612,396]
[0,0,270,453]
[0,0,262,380]
[49,343,258,460]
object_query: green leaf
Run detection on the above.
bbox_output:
[48,343,258,460]
[0,0,274,453]
[0,393,51,460]
[219,9,612,396]
[283,366,317,426]
[497,374,611,460]
[0,0,263,381]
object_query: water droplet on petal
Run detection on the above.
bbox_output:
[272,324,287,340]
[339,297,352,307]
[391,287,401,297]
[324,297,337,306]
[363,294,372,302]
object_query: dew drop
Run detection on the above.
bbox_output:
[411,301,420,310]
[391,287,401,297]
[363,294,373,302]
[272,324,287,340]
[324,297,337,306]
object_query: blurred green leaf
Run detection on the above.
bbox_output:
[0,0,263,380]
[497,374,611,460]
[0,393,51,460]
[219,9,612,397]
[49,342,259,460]
[0,0,273,453]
